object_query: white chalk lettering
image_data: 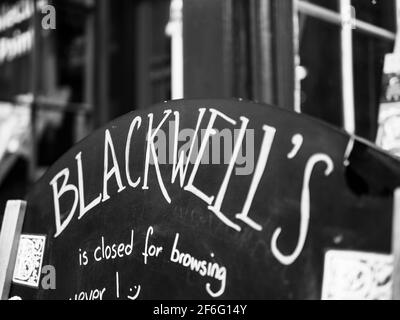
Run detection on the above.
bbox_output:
[70,288,106,300]
[93,230,134,262]
[170,233,227,298]
[143,111,172,203]
[271,154,334,265]
[76,152,102,220]
[185,109,236,205]
[125,116,142,188]
[208,117,249,232]
[171,109,206,187]
[235,125,276,231]
[102,130,126,202]
[142,226,163,264]
[50,169,79,238]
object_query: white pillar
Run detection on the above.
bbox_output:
[340,0,356,134]
[166,0,184,100]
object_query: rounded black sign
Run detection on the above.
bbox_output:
[10,99,400,300]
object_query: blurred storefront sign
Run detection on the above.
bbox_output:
[0,0,35,65]
[0,0,50,100]
[0,102,30,186]
[376,0,400,158]
[0,103,30,160]
[377,53,400,158]
[0,0,34,101]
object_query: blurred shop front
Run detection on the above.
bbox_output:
[0,0,399,219]
[0,0,175,217]
[0,0,88,213]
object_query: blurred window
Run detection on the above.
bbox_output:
[297,0,396,140]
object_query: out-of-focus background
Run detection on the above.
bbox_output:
[0,0,399,220]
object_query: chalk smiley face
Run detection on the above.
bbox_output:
[127,285,141,300]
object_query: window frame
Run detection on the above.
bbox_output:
[296,0,397,134]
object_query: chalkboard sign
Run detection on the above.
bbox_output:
[8,99,400,300]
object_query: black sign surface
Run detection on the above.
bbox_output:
[10,99,400,299]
